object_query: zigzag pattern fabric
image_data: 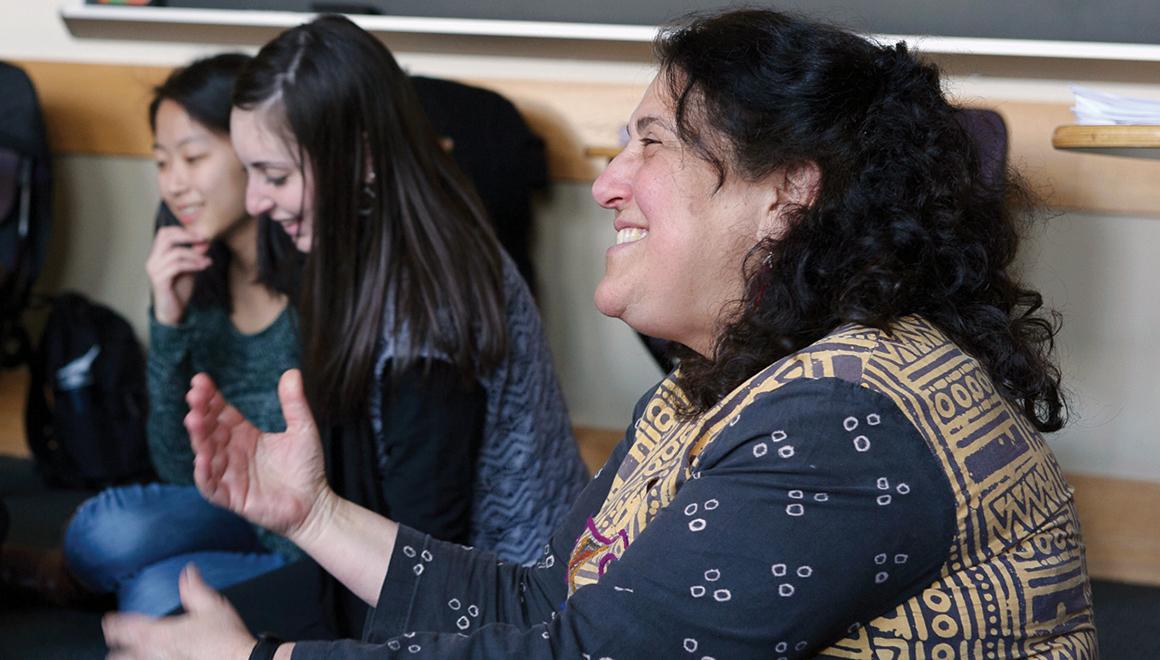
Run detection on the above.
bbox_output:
[372,253,587,565]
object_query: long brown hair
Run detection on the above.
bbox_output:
[235,15,506,423]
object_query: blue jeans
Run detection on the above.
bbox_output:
[63,483,289,615]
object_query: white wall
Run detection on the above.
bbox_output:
[3,2,1159,479]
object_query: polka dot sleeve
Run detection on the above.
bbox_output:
[291,377,956,659]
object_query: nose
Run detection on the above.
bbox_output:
[245,176,273,217]
[160,161,187,198]
[591,150,631,210]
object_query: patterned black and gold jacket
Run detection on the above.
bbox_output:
[295,316,1096,660]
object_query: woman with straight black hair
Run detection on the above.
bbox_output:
[202,13,583,638]
[105,9,1095,659]
[51,53,303,617]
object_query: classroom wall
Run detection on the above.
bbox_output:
[4,2,1160,485]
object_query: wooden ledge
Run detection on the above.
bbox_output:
[1053,124,1160,159]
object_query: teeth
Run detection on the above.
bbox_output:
[616,228,648,245]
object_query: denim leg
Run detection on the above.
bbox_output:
[63,483,261,594]
[117,550,290,616]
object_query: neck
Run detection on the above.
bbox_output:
[223,216,260,278]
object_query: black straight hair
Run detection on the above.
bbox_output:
[234,15,506,423]
[150,53,300,312]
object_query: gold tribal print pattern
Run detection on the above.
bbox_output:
[567,316,1095,658]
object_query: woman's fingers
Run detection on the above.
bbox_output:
[277,369,317,434]
[178,564,226,615]
[151,251,212,286]
[102,612,155,655]
[152,225,207,251]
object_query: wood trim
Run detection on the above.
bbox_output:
[1068,473,1160,587]
[15,59,1160,211]
[573,425,623,476]
[574,425,1160,587]
[0,367,28,458]
[1052,124,1160,160]
[1053,124,1160,150]
[19,60,171,158]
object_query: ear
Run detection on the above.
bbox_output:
[758,161,821,239]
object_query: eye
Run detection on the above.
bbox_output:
[639,137,661,148]
[154,160,168,171]
[183,154,206,165]
[266,175,288,187]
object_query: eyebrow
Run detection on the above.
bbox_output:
[152,135,209,151]
[634,115,675,135]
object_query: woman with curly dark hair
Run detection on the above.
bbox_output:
[105,9,1095,659]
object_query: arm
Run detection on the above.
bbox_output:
[144,225,212,484]
[290,378,957,659]
[146,311,197,484]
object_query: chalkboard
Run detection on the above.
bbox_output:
[146,0,1160,46]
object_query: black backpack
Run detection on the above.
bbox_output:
[25,293,153,488]
[0,61,52,369]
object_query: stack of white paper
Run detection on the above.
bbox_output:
[1071,85,1160,125]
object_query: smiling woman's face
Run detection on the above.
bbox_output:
[591,76,780,357]
[230,105,316,253]
[152,99,248,242]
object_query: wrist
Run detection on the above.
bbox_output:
[150,302,183,327]
[288,485,340,550]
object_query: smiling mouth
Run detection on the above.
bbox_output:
[175,205,201,222]
[616,228,648,245]
[274,216,301,231]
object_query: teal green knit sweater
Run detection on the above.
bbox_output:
[147,304,301,557]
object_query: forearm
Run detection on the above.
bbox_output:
[289,488,399,607]
[147,312,195,483]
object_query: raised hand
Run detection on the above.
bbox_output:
[102,564,258,660]
[146,225,211,326]
[185,369,332,540]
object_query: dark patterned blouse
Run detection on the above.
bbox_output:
[294,316,1096,659]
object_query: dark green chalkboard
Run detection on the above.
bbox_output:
[139,1,1160,46]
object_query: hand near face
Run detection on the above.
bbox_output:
[146,225,211,326]
[186,369,330,540]
[102,564,254,660]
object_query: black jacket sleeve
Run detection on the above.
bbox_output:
[374,360,487,545]
[293,378,956,659]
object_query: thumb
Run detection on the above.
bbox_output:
[178,563,225,615]
[278,368,317,432]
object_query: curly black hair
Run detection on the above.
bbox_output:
[658,9,1065,432]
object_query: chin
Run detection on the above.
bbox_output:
[592,283,625,321]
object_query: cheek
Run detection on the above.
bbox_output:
[210,166,248,216]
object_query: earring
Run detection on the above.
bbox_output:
[359,183,376,217]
